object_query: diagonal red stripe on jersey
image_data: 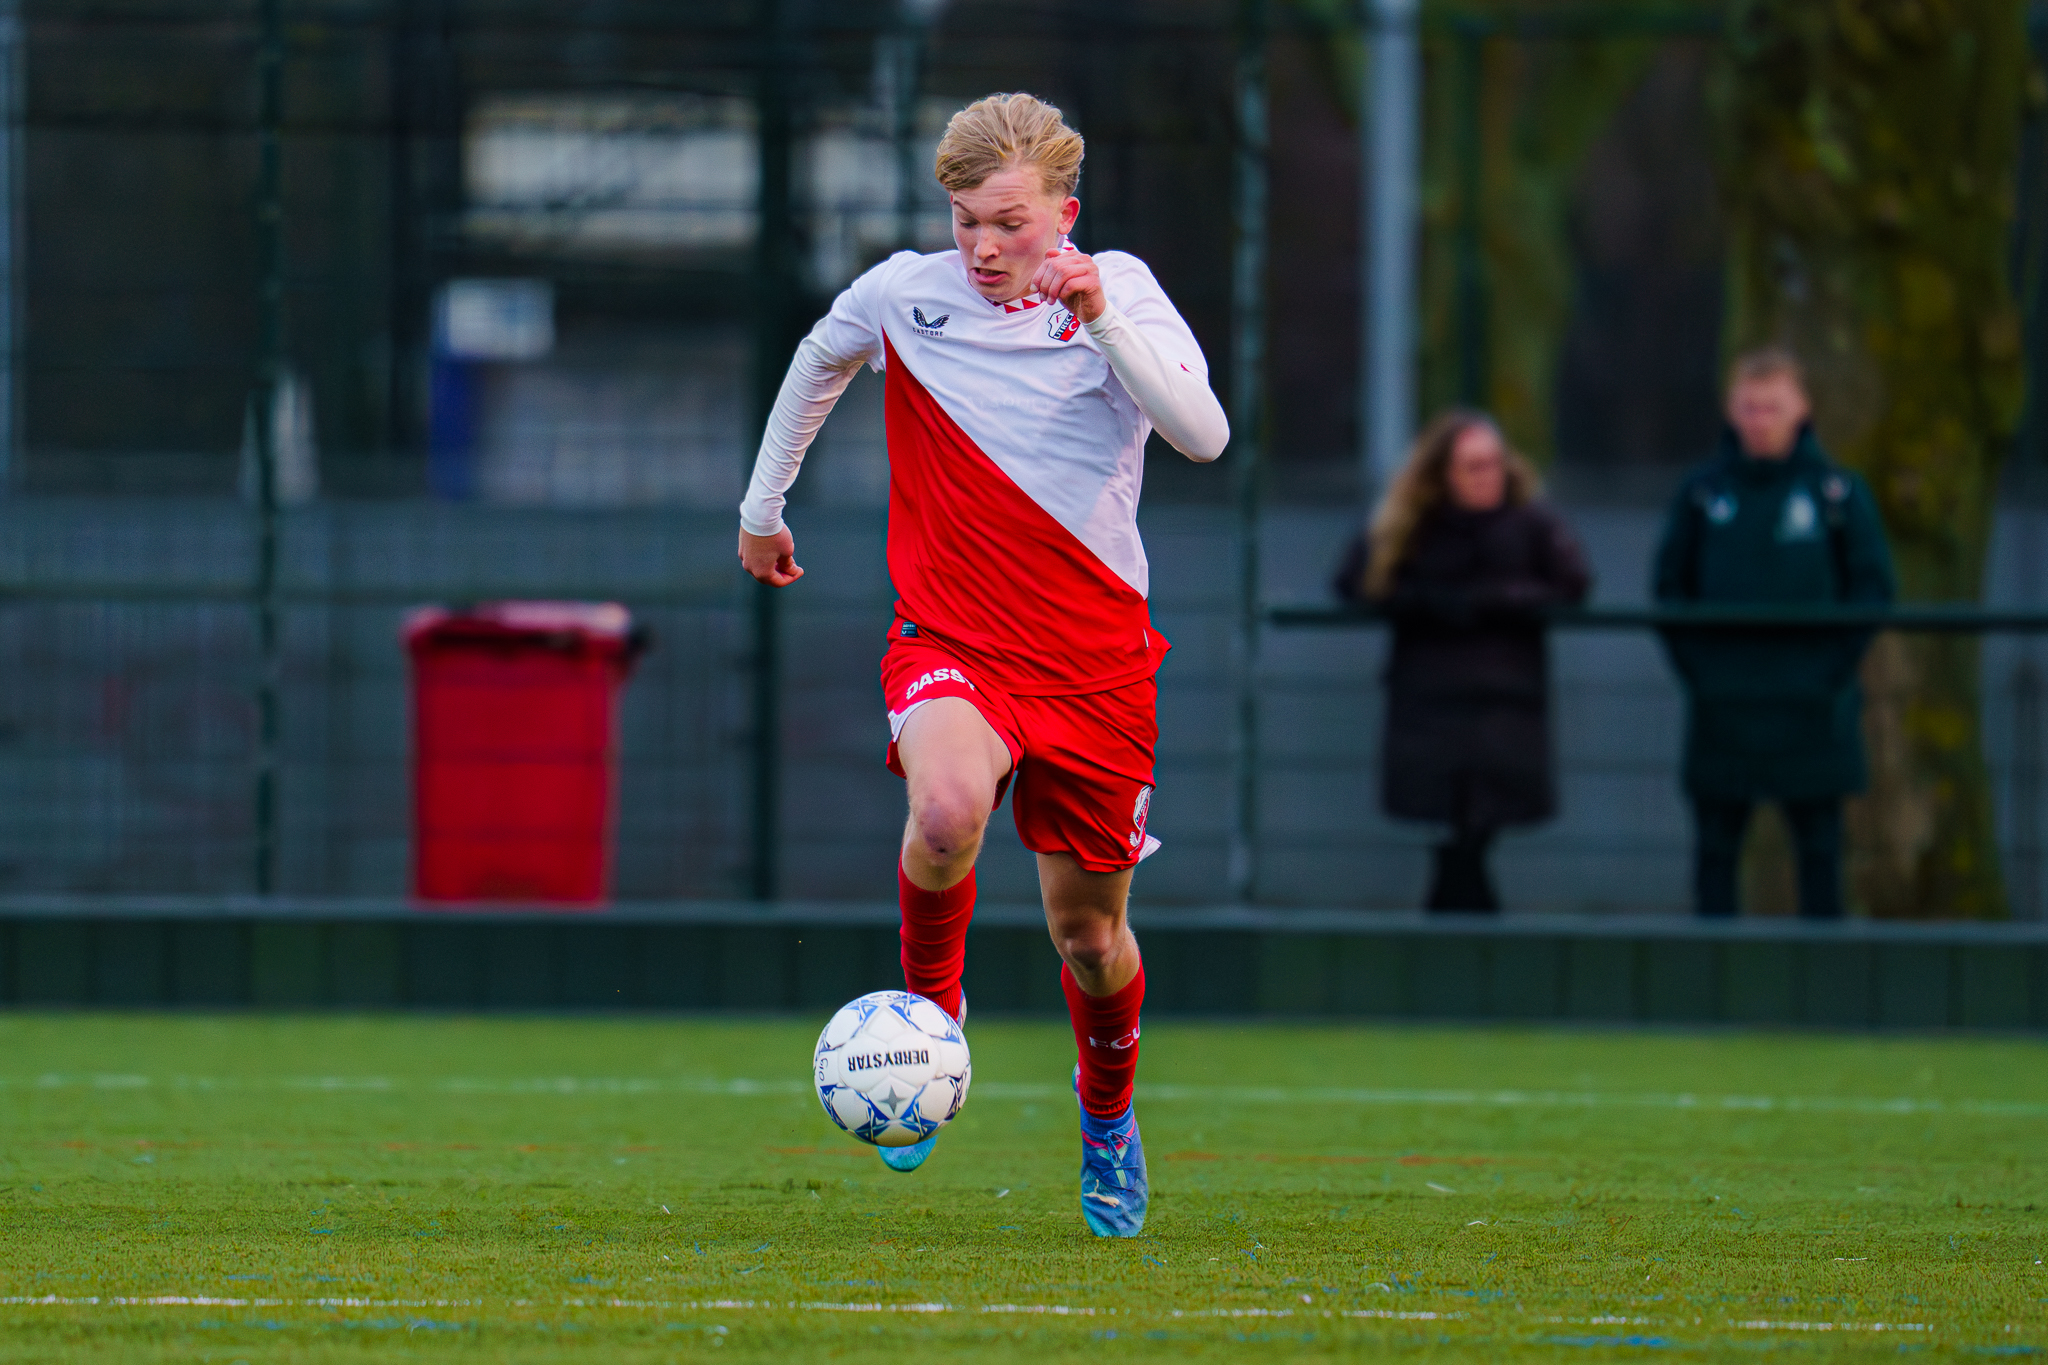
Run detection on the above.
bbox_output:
[883,336,1166,697]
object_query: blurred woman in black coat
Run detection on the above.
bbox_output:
[1334,410,1591,911]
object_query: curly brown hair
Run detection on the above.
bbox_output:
[1359,409,1542,599]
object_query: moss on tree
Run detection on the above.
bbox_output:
[1714,0,2031,917]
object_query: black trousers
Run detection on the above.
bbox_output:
[1690,795,1844,919]
[1426,774,1500,912]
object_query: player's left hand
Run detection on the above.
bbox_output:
[1031,247,1107,324]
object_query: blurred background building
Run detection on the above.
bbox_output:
[1,0,2045,916]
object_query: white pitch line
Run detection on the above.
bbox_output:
[1344,1310,1466,1321]
[0,1298,1491,1324]
[0,1296,486,1309]
[1533,1316,1655,1326]
[1733,1320,1930,1332]
[0,1296,969,1314]
[6,1073,2044,1117]
[0,1296,1979,1337]
[1121,1084,2048,1119]
[1168,1308,1466,1322]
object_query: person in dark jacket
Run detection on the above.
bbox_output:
[1652,346,1896,918]
[1336,409,1592,911]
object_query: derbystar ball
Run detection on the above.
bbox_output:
[813,990,972,1147]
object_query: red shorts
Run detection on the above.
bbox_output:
[881,625,1160,874]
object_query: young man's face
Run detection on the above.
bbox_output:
[1727,372,1810,459]
[950,166,1081,304]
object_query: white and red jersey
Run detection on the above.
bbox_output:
[741,245,1226,696]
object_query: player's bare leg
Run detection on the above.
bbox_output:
[897,696,1007,1018]
[1041,852,1150,1237]
[878,698,1008,1172]
[898,696,1010,897]
[1040,855,1139,993]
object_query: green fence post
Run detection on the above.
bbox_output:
[1453,18,1487,407]
[885,4,938,254]
[0,0,19,488]
[252,0,285,895]
[1228,0,1269,903]
[747,0,799,901]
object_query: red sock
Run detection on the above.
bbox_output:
[1062,959,1145,1119]
[898,863,974,1021]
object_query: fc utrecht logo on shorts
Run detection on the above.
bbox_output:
[1048,307,1082,343]
[1127,785,1153,850]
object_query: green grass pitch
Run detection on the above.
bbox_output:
[0,1013,2041,1362]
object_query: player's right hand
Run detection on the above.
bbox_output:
[739,527,804,587]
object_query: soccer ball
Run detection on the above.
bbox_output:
[813,990,971,1147]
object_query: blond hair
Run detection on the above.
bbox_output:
[934,93,1085,198]
[1359,410,1541,599]
[1728,343,1806,395]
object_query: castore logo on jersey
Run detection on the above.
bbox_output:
[911,306,949,337]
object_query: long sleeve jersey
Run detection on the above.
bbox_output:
[739,245,1227,695]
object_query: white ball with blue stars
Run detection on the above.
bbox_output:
[813,990,971,1147]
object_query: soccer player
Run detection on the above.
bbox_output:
[738,93,1227,1237]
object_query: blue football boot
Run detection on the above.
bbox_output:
[877,993,965,1174]
[1074,1066,1149,1237]
[877,1134,935,1172]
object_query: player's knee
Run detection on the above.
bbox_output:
[1055,924,1117,977]
[907,787,988,862]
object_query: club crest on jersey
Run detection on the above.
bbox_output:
[1048,306,1082,343]
[910,306,950,337]
[1128,785,1153,849]
[1777,489,1820,542]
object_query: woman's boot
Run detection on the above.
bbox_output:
[1425,831,1500,912]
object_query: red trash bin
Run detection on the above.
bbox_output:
[404,601,641,906]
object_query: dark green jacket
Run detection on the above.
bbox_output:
[1651,426,1896,800]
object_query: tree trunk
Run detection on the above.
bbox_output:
[1416,8,1662,460]
[1714,0,2029,918]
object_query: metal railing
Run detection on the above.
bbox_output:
[0,501,762,902]
[1270,603,2048,632]
[1266,600,2048,918]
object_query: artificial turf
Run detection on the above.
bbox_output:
[0,1013,2040,1362]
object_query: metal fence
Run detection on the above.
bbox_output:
[0,502,755,897]
[12,497,2048,921]
[6,2,2048,916]
[4,0,1259,903]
